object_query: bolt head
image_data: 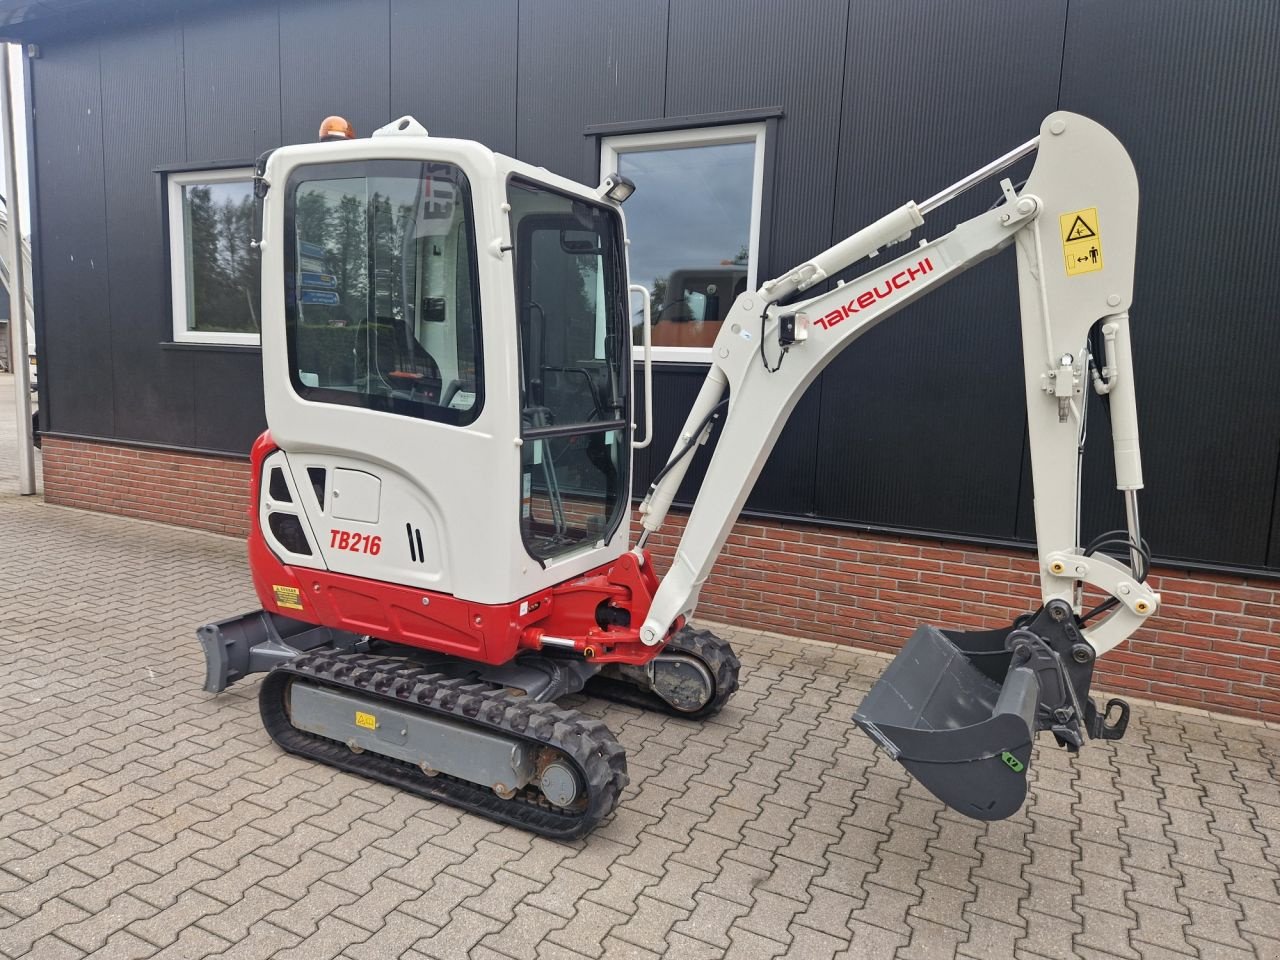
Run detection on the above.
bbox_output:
[1107,294,1122,307]
[1050,118,1067,135]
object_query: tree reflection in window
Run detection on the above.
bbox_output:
[182,181,261,334]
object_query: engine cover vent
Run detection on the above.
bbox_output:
[406,523,426,563]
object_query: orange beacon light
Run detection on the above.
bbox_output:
[318,116,356,142]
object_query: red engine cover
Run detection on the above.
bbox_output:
[247,432,666,666]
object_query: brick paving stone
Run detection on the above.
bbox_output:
[273,916,372,960]
[398,873,486,929]
[14,934,84,960]
[545,900,630,958]
[56,892,158,952]
[206,919,300,960]
[596,935,664,960]
[663,931,729,960]
[198,884,294,944]
[479,902,569,960]
[411,906,503,959]
[126,890,224,949]
[0,896,90,957]
[117,858,225,913]
[0,863,94,919]
[83,930,158,960]
[672,892,751,950]
[265,880,360,939]
[0,387,1277,960]
[609,893,690,954]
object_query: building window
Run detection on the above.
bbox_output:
[600,123,766,362]
[167,168,261,344]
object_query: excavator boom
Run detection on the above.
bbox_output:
[634,111,1157,818]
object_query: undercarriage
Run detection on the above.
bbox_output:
[200,613,739,839]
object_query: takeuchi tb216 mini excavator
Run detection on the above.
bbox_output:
[199,111,1159,838]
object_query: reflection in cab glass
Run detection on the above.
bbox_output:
[284,160,483,426]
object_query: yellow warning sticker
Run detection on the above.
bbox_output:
[272,584,304,610]
[1060,207,1103,277]
[355,711,378,731]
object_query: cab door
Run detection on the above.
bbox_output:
[506,178,631,566]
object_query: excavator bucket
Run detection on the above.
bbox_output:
[854,625,1039,821]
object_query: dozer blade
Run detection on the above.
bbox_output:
[854,625,1039,821]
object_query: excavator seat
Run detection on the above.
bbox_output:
[854,625,1040,821]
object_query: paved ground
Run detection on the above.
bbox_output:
[1,375,1278,959]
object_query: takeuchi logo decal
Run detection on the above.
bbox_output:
[813,258,934,330]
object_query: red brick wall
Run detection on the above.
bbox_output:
[642,515,1280,723]
[40,436,1280,722]
[42,437,251,537]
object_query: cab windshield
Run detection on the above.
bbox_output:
[284,160,482,425]
[508,178,629,562]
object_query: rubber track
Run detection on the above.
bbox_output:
[584,626,742,720]
[259,650,629,840]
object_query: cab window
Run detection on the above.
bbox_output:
[284,160,482,425]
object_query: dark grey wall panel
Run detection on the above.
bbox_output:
[633,365,818,517]
[390,0,518,155]
[31,36,115,438]
[182,0,282,161]
[515,0,667,182]
[1269,455,1280,570]
[192,350,265,452]
[99,21,196,447]
[665,0,848,280]
[814,260,1031,536]
[1059,0,1280,569]
[278,0,389,146]
[814,0,1067,538]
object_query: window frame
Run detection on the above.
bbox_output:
[166,166,261,346]
[599,122,767,364]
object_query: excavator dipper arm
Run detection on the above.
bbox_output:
[634,111,1159,820]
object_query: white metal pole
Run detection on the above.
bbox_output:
[1,43,34,495]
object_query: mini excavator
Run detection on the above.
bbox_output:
[199,111,1159,837]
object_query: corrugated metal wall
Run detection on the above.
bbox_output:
[27,0,1280,575]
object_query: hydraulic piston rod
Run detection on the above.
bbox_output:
[918,136,1040,215]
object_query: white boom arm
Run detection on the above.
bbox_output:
[635,112,1158,658]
